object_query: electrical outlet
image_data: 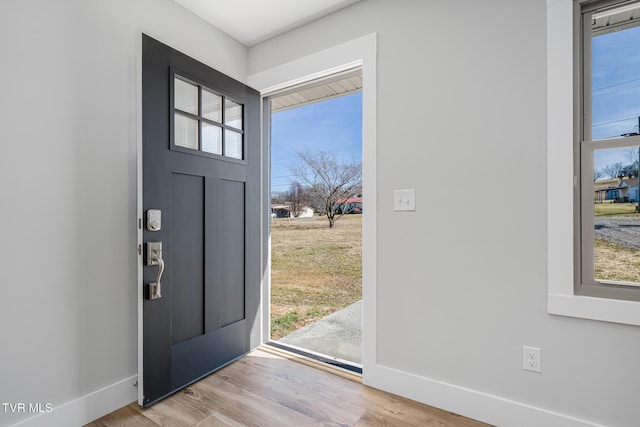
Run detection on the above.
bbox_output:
[523,346,542,373]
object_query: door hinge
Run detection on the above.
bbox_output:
[138,244,142,255]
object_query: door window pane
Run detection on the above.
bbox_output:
[175,113,198,149]
[174,77,198,115]
[202,89,222,122]
[225,99,243,129]
[593,146,640,283]
[202,123,222,155]
[171,75,245,160]
[224,130,242,159]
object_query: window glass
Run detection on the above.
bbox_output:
[172,74,244,160]
[202,89,222,122]
[593,146,640,284]
[224,130,242,159]
[592,25,640,140]
[202,123,222,155]
[174,78,198,115]
[175,113,198,149]
[225,99,243,129]
[582,1,640,292]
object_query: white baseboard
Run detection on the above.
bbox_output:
[7,366,608,427]
[363,365,605,427]
[11,375,137,427]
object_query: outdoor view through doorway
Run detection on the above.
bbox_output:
[268,72,363,369]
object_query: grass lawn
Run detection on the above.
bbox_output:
[594,202,639,217]
[270,214,362,340]
[592,203,640,282]
[595,238,640,282]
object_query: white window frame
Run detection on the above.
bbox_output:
[578,1,640,300]
[547,0,640,325]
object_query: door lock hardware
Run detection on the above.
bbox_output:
[146,242,164,300]
[146,242,162,266]
[146,209,161,231]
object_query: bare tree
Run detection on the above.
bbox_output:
[270,190,289,205]
[625,147,640,178]
[289,149,362,228]
[288,181,311,217]
[594,169,604,182]
[603,162,626,180]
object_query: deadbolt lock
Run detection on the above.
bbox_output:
[146,209,161,231]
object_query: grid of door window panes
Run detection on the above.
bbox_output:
[173,75,244,159]
[585,1,640,286]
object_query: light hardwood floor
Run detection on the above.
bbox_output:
[86,347,492,427]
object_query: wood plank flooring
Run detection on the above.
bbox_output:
[86,347,492,427]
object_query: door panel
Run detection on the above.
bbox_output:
[171,173,204,345]
[219,179,245,327]
[141,34,260,406]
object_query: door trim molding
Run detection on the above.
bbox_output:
[247,32,378,374]
[136,31,144,406]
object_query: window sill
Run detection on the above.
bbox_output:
[548,293,640,326]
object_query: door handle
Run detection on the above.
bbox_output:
[146,242,164,300]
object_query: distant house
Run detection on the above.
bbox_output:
[594,177,639,203]
[271,204,290,218]
[297,206,315,218]
[271,204,315,218]
[334,197,363,214]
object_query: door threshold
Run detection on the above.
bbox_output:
[261,342,362,381]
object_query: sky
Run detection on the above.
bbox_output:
[270,92,362,195]
[592,24,640,176]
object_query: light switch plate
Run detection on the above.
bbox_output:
[393,189,416,211]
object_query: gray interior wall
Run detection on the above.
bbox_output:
[0,1,247,426]
[249,1,640,426]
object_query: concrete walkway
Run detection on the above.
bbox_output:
[278,300,362,365]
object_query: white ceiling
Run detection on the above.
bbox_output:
[172,0,361,46]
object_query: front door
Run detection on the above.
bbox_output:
[140,34,260,406]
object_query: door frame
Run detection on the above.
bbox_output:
[262,66,364,372]
[247,33,378,378]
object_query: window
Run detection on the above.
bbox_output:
[576,0,640,301]
[547,0,640,325]
[172,74,244,160]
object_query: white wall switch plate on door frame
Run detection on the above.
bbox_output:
[393,189,416,211]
